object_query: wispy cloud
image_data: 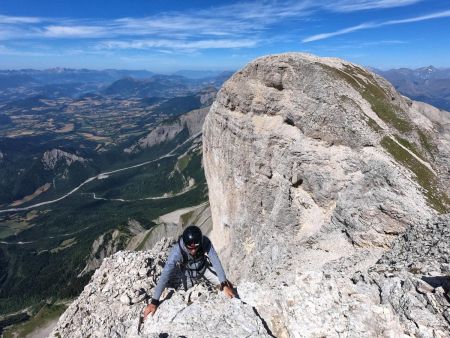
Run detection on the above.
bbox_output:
[0,14,42,24]
[0,46,59,57]
[0,2,310,41]
[0,1,426,39]
[0,2,306,53]
[303,9,450,42]
[304,23,374,42]
[0,0,433,55]
[99,39,258,51]
[323,0,423,12]
[42,25,109,38]
[383,9,450,24]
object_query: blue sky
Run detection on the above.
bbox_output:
[0,0,449,72]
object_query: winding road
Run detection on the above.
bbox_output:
[0,132,201,214]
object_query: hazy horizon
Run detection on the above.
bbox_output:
[0,62,449,74]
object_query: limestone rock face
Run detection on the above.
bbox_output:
[199,86,217,106]
[407,99,450,195]
[125,107,209,153]
[51,239,271,338]
[203,53,450,336]
[78,220,145,277]
[367,214,450,336]
[41,148,86,170]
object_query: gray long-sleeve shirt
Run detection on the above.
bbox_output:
[152,236,227,301]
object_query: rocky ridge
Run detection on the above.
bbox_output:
[367,214,450,335]
[78,220,146,277]
[53,53,450,337]
[41,148,87,170]
[51,239,271,337]
[124,107,210,154]
[408,99,450,195]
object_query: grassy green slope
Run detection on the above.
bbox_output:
[319,62,450,213]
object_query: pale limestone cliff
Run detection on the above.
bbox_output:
[203,53,450,337]
[125,107,209,154]
[41,148,87,170]
[78,220,146,277]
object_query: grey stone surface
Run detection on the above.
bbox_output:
[51,239,271,338]
[79,220,146,277]
[203,53,450,336]
[41,148,86,170]
[125,107,209,153]
[366,214,450,337]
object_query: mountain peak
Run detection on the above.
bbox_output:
[421,65,437,71]
[203,52,450,335]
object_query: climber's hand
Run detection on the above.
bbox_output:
[223,285,236,298]
[143,304,157,319]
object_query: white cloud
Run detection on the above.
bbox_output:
[112,16,251,37]
[383,9,450,24]
[303,23,374,42]
[0,0,435,55]
[42,25,108,38]
[303,9,450,42]
[323,0,423,12]
[99,39,258,51]
[0,1,424,41]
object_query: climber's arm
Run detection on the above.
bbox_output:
[144,246,182,318]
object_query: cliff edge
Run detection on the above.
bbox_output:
[203,53,450,336]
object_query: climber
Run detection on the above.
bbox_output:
[143,225,235,318]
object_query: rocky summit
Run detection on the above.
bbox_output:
[52,53,450,337]
[41,148,87,170]
[51,239,271,338]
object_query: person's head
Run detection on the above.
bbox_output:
[182,225,202,255]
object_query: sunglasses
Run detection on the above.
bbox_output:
[186,243,200,250]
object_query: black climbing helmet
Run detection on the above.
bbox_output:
[182,225,202,248]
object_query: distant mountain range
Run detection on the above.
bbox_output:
[374,66,450,111]
[172,70,233,79]
[103,73,231,98]
[0,68,155,89]
[0,68,233,102]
